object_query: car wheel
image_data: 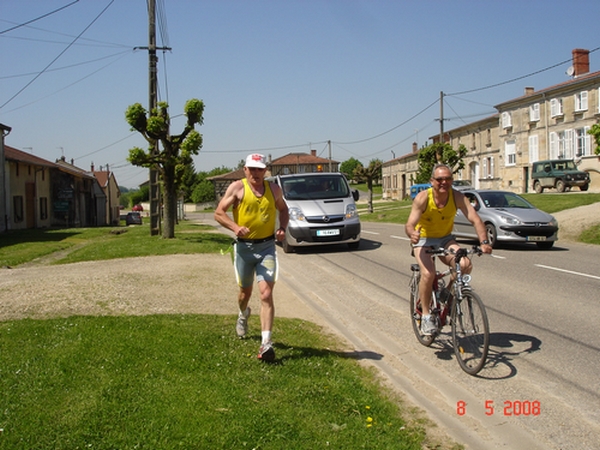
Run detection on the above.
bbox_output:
[534,181,543,194]
[536,241,554,250]
[485,223,498,248]
[282,238,295,254]
[556,179,566,192]
[581,184,589,192]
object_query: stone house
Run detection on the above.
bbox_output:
[382,48,600,199]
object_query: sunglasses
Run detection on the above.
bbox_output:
[433,177,453,182]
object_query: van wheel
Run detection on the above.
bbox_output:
[282,238,295,254]
[556,180,566,192]
[534,181,543,193]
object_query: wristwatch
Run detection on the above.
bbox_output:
[480,240,490,245]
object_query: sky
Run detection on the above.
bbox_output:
[2,0,600,189]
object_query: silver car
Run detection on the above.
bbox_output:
[452,190,559,249]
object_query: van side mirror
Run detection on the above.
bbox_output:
[352,190,359,201]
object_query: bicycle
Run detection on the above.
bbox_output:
[409,246,490,375]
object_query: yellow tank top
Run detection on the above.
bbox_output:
[233,179,277,239]
[418,188,456,238]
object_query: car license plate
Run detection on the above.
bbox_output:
[316,229,340,237]
[527,236,546,242]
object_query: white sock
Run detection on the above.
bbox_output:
[262,331,272,344]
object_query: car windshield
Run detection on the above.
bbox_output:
[478,191,534,209]
[281,175,349,200]
[553,161,577,170]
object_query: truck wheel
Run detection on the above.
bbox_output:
[534,181,543,194]
[556,180,566,192]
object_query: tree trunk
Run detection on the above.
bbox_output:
[161,165,177,239]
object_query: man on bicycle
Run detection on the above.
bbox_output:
[405,164,492,335]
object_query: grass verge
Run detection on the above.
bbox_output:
[0,315,435,450]
[0,221,231,268]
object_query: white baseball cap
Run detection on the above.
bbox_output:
[245,153,267,169]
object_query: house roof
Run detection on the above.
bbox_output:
[4,145,56,168]
[207,167,245,181]
[495,70,600,109]
[93,171,111,188]
[54,158,96,180]
[271,152,338,165]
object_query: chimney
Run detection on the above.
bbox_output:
[524,87,535,96]
[310,149,316,156]
[572,48,590,77]
[412,142,418,153]
[91,162,95,172]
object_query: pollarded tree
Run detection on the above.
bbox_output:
[415,142,467,183]
[340,157,363,182]
[354,158,382,213]
[126,99,204,238]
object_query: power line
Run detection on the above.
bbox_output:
[335,97,439,145]
[0,0,116,110]
[447,46,600,96]
[0,0,80,35]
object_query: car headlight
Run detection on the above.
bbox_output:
[499,214,522,225]
[289,207,306,221]
[345,204,358,219]
[549,217,558,228]
[566,174,573,180]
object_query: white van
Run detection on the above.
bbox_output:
[275,172,361,253]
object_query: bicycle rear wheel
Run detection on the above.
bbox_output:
[451,290,489,375]
[409,273,435,347]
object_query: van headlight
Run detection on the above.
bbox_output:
[346,204,358,219]
[289,207,306,221]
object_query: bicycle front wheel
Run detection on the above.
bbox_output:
[451,289,489,375]
[409,273,435,347]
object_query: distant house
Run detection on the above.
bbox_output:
[92,164,121,225]
[269,150,339,176]
[3,146,55,230]
[207,150,339,202]
[1,146,120,231]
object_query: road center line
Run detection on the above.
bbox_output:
[391,235,409,240]
[361,230,379,235]
[535,264,600,280]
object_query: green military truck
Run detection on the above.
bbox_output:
[532,159,590,193]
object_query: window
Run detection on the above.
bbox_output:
[529,103,540,122]
[483,157,494,179]
[575,126,591,157]
[39,197,48,221]
[13,196,24,223]
[529,135,539,162]
[505,140,516,166]
[575,91,588,112]
[549,130,572,159]
[550,98,563,117]
[501,112,512,129]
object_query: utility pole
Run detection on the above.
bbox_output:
[148,0,160,236]
[439,91,445,143]
[328,140,332,172]
[136,0,170,235]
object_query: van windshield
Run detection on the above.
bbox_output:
[281,175,350,200]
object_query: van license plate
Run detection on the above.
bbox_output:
[527,236,546,242]
[317,229,340,237]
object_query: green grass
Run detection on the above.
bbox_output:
[0,315,433,450]
[0,221,231,267]
[520,193,600,213]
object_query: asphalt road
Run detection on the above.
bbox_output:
[275,222,600,450]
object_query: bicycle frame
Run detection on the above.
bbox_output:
[409,245,490,375]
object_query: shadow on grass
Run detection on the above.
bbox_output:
[262,341,384,365]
